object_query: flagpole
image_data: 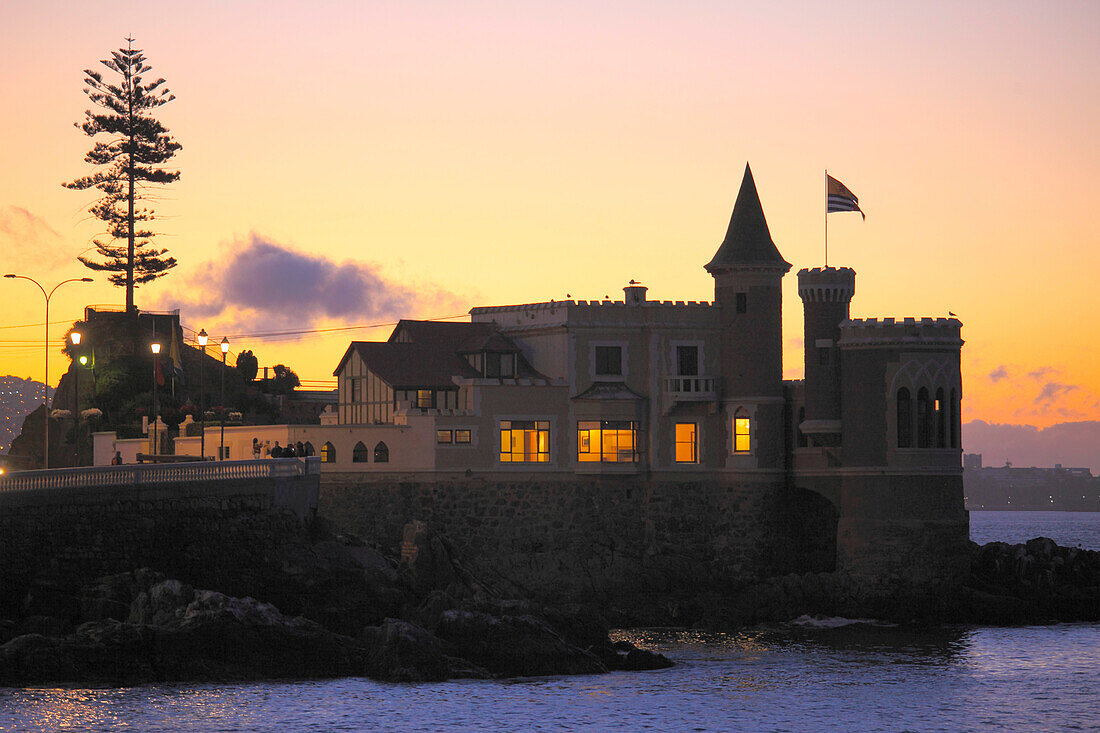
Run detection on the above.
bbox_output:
[824,169,828,267]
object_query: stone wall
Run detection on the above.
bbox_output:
[319,474,837,618]
[0,476,318,620]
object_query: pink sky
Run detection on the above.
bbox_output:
[1,0,1098,427]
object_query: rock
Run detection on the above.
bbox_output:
[361,619,449,682]
[437,609,606,677]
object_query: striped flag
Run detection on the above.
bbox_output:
[827,174,865,220]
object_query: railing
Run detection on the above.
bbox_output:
[0,457,320,494]
[663,376,719,399]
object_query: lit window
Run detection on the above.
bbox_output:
[436,430,453,444]
[674,423,697,463]
[321,442,336,462]
[594,346,622,376]
[499,420,550,462]
[577,420,638,463]
[733,409,751,453]
[353,441,369,462]
[417,390,434,408]
[455,429,472,444]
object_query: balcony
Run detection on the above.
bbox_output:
[663,376,719,402]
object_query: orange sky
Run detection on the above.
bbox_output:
[1,0,1098,427]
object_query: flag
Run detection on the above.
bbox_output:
[168,324,185,386]
[827,174,865,220]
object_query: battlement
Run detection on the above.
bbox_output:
[471,299,714,314]
[797,267,856,302]
[839,317,963,348]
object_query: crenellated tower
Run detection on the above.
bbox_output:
[705,164,791,469]
[797,267,856,447]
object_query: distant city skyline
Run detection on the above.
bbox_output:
[1,0,1098,431]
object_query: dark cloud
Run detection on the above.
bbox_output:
[156,234,466,332]
[1027,366,1058,381]
[988,365,1008,383]
[1035,381,1078,404]
[964,420,1100,473]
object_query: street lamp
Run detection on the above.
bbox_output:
[219,336,229,460]
[197,329,208,460]
[3,274,93,469]
[151,342,161,456]
[70,330,82,465]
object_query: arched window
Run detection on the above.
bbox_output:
[374,441,389,463]
[321,442,336,463]
[917,387,932,449]
[950,389,959,449]
[352,441,369,462]
[797,406,807,448]
[304,441,315,457]
[935,387,946,448]
[733,408,751,453]
[897,388,912,448]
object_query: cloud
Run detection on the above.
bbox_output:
[155,234,466,333]
[1035,381,1078,404]
[0,206,71,271]
[1027,366,1058,381]
[963,420,1100,473]
[988,365,1008,383]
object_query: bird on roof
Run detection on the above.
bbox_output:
[629,279,639,285]
[949,311,957,317]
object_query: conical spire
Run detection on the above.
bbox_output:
[705,163,791,272]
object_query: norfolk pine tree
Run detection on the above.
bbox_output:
[64,37,181,313]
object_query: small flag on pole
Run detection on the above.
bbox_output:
[827,174,865,220]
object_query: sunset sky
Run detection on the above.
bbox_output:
[1,0,1097,430]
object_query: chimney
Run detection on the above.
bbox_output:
[623,281,647,305]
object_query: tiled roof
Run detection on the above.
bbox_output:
[705,163,791,272]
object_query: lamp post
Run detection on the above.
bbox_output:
[197,329,208,460]
[151,342,161,456]
[219,336,229,460]
[3,274,93,469]
[70,330,82,465]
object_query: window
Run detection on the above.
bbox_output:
[321,441,336,463]
[917,387,932,449]
[676,346,699,376]
[594,346,622,376]
[351,378,362,402]
[950,389,959,449]
[818,347,830,365]
[303,441,315,457]
[499,420,550,462]
[733,409,751,453]
[735,292,747,313]
[577,420,639,463]
[455,429,472,444]
[484,352,516,378]
[416,390,434,408]
[374,441,389,463]
[353,441,369,462]
[674,423,697,463]
[897,388,912,448]
[436,429,453,444]
[935,387,946,449]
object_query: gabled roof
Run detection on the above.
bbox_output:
[334,342,480,389]
[335,319,547,385]
[705,163,791,272]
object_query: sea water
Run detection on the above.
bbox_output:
[2,512,1098,732]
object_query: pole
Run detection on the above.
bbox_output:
[220,350,226,460]
[200,341,206,460]
[152,353,158,456]
[2,274,92,469]
[824,169,829,268]
[73,356,79,466]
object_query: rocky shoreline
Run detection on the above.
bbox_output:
[0,523,671,686]
[2,527,1097,687]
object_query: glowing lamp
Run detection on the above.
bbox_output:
[70,331,82,346]
[78,355,88,366]
[151,342,161,355]
[220,337,229,354]
[197,328,208,347]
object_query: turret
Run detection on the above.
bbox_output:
[797,267,856,446]
[705,164,790,468]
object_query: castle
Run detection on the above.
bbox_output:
[171,164,970,588]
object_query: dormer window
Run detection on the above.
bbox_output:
[484,352,516,378]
